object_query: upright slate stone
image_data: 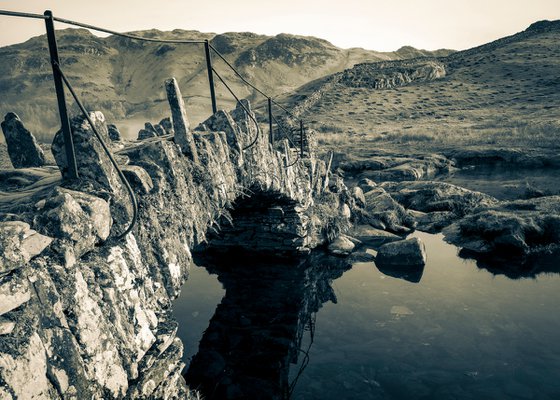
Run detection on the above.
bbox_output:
[164,78,198,163]
[1,113,46,168]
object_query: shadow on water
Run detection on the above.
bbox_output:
[458,248,560,279]
[183,251,351,400]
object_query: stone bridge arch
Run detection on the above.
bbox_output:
[0,96,348,399]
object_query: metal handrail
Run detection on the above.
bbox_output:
[208,43,299,120]
[0,10,47,19]
[55,63,138,239]
[211,67,261,151]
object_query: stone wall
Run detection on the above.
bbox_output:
[0,102,346,399]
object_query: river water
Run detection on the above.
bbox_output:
[173,232,560,399]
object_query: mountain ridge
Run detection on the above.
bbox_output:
[0,27,452,140]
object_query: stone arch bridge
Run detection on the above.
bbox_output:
[0,96,344,398]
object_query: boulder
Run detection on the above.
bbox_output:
[363,187,416,233]
[382,181,498,216]
[33,187,111,256]
[350,186,366,208]
[1,112,45,168]
[121,165,154,194]
[328,235,355,256]
[0,221,53,275]
[358,177,377,193]
[444,196,560,257]
[107,124,122,141]
[376,237,427,266]
[348,224,401,247]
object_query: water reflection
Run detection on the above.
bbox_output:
[458,248,560,279]
[184,252,351,400]
[375,263,425,283]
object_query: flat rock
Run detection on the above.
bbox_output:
[376,237,427,266]
[0,273,31,315]
[0,221,53,274]
[348,224,401,247]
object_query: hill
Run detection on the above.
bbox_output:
[0,28,450,140]
[277,20,560,156]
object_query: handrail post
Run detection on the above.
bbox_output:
[299,120,304,158]
[44,10,78,179]
[268,97,274,146]
[204,40,217,114]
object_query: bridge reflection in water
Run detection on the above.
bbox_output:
[184,252,351,400]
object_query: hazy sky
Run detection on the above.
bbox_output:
[0,0,558,51]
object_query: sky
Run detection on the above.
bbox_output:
[0,0,558,51]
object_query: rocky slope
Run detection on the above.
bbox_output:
[278,20,560,155]
[0,28,451,141]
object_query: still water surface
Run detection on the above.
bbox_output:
[173,232,560,399]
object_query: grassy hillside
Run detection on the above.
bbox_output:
[0,28,450,141]
[278,20,560,157]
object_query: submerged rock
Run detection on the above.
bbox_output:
[1,112,46,168]
[376,237,427,266]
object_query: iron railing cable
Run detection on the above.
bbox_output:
[271,113,300,167]
[0,10,47,19]
[208,44,300,119]
[55,63,138,240]
[211,67,261,150]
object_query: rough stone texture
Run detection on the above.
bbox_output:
[376,237,427,266]
[328,235,355,256]
[0,272,31,315]
[165,77,199,162]
[159,117,174,135]
[121,165,154,195]
[358,177,377,192]
[362,187,416,233]
[0,221,52,275]
[108,124,122,141]
[382,181,498,215]
[137,128,157,140]
[340,154,453,183]
[348,224,401,248]
[33,187,111,257]
[51,111,131,230]
[341,59,446,89]
[1,112,46,168]
[444,195,560,257]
